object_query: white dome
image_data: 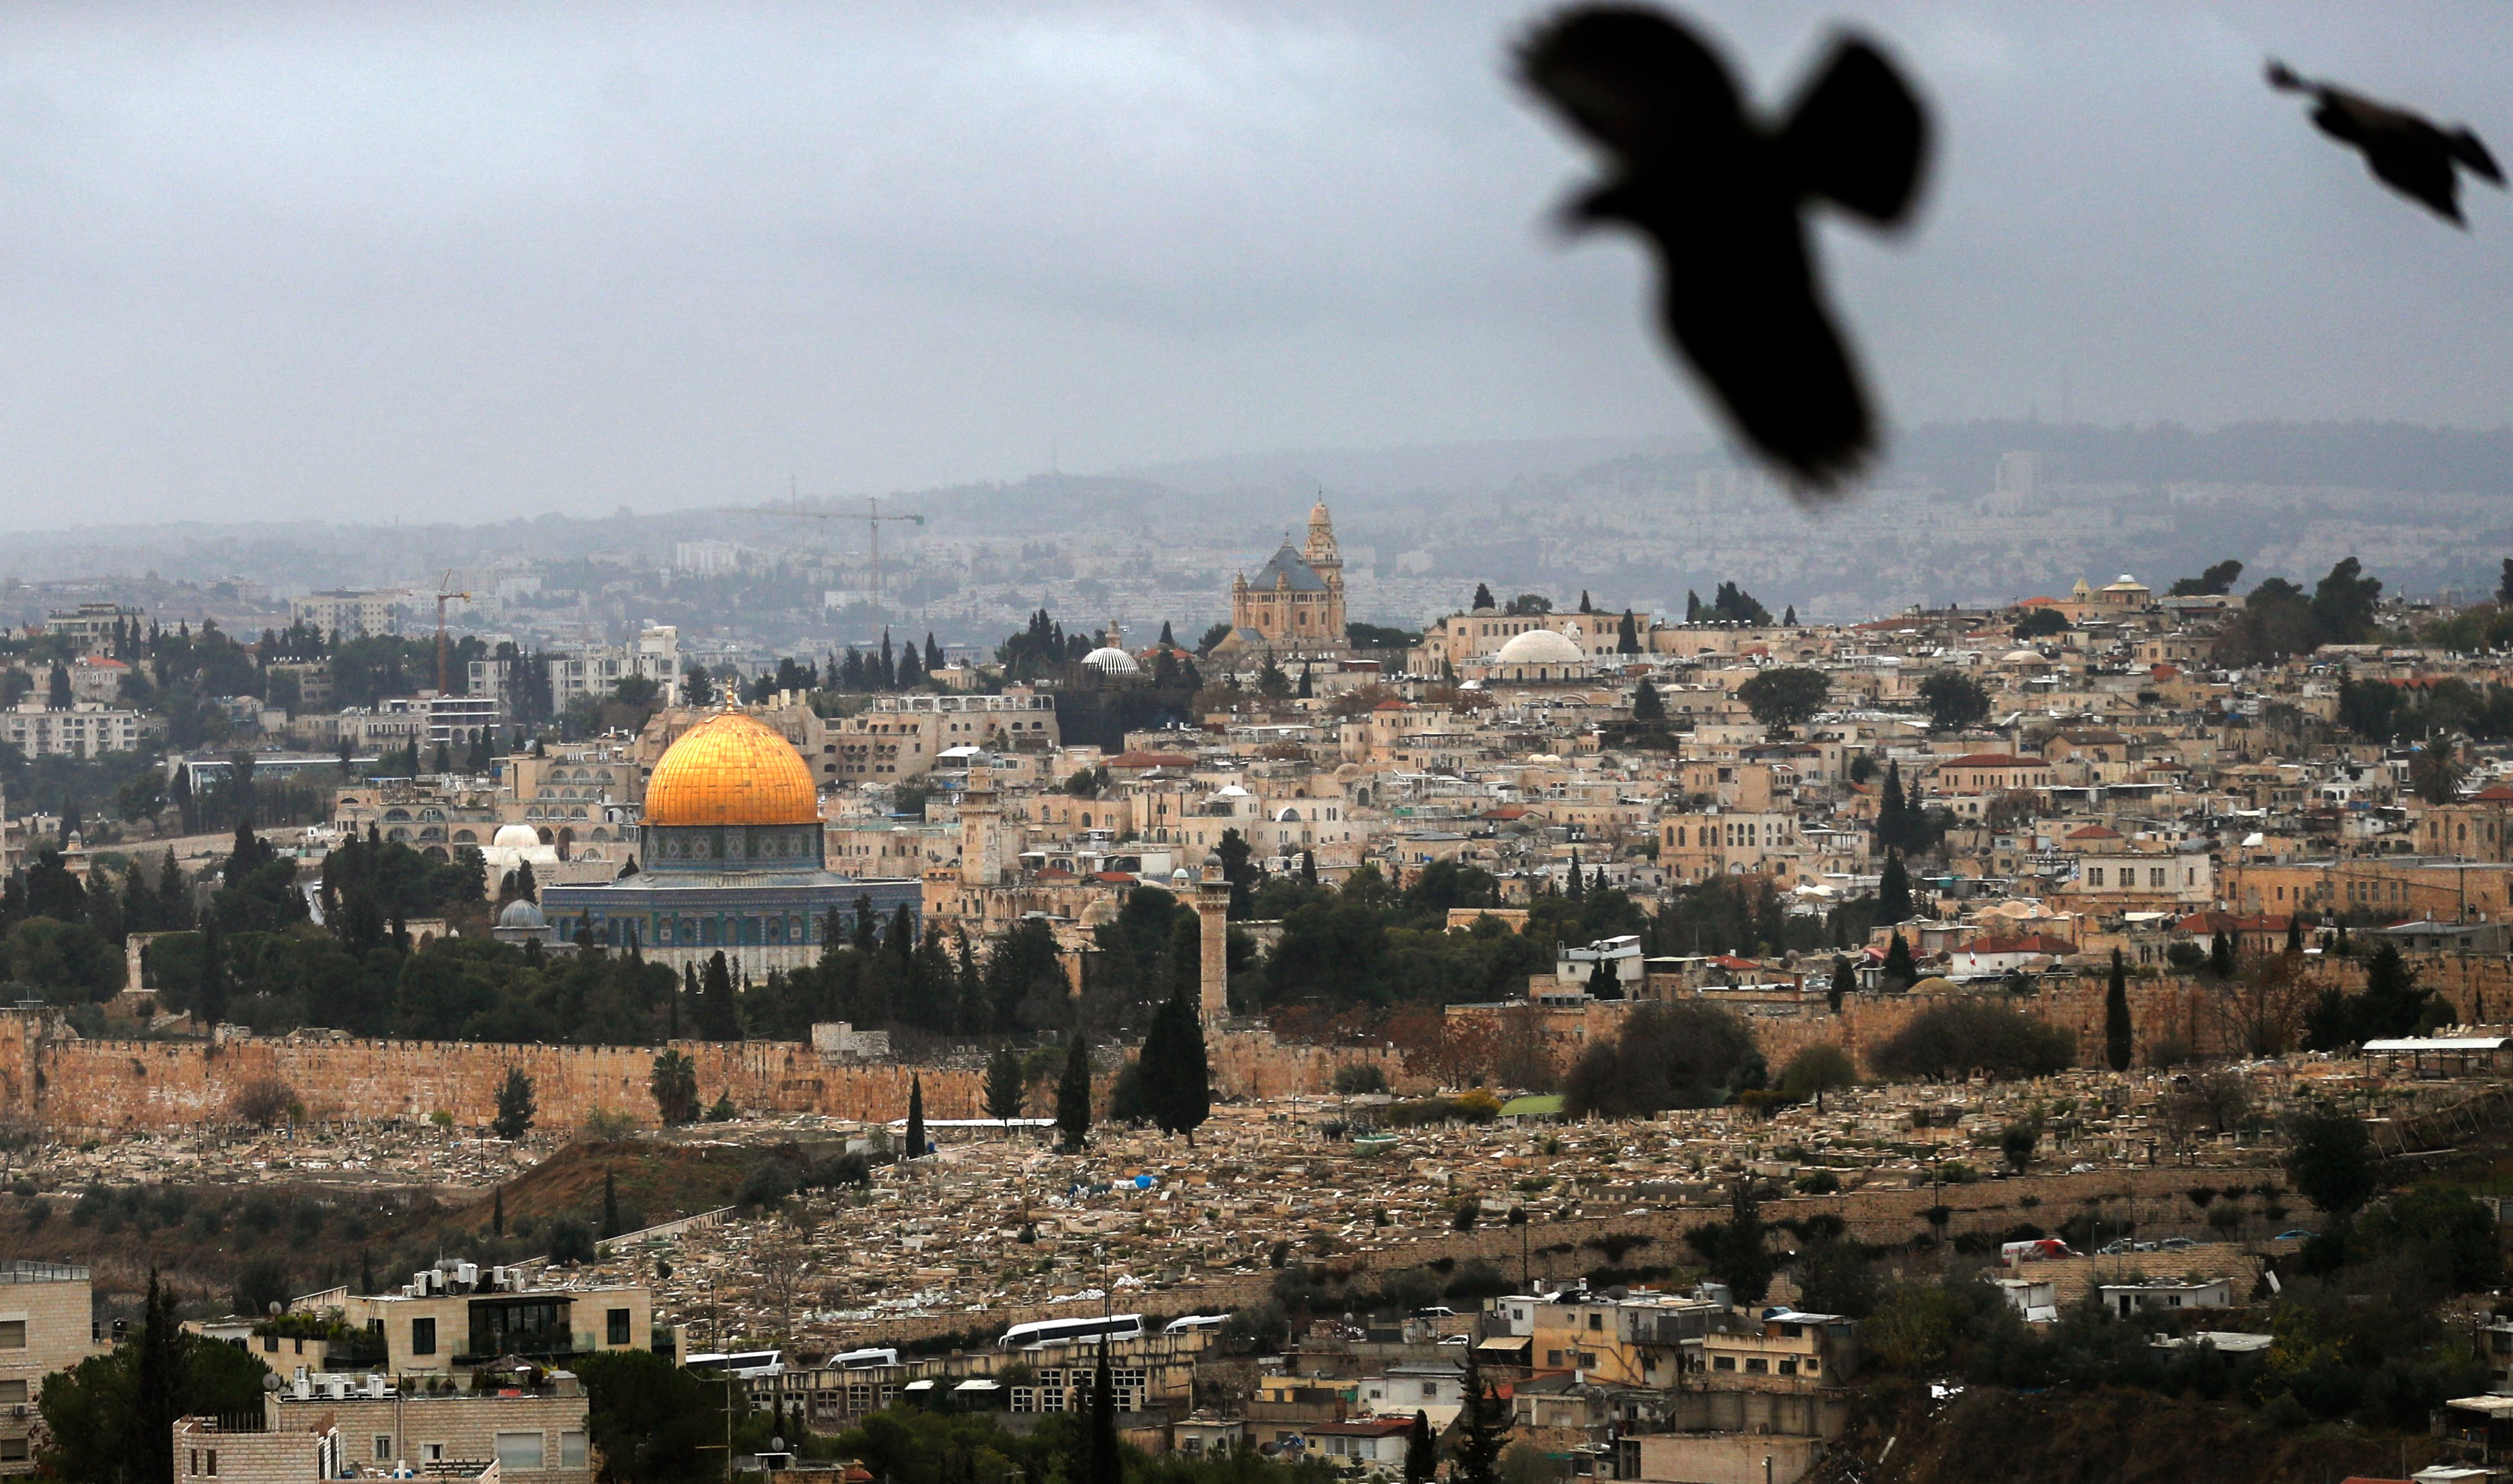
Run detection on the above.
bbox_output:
[492,823,542,850]
[1082,646,1140,675]
[1494,628,1585,666]
[498,897,545,928]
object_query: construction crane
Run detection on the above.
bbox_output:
[726,493,926,625]
[432,570,474,698]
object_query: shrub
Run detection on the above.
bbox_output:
[735,1161,795,1209]
[231,1077,298,1130]
[545,1218,596,1265]
[1332,1063,1389,1095]
[1869,1000,2074,1081]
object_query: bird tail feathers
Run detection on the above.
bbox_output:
[2449,127,2505,186]
[1780,36,1929,225]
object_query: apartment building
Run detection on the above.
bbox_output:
[1,1261,103,1475]
[825,691,1059,784]
[174,1416,352,1484]
[293,591,402,639]
[544,628,679,711]
[1658,810,1805,886]
[310,1263,650,1380]
[268,1369,587,1484]
[0,702,152,758]
[43,603,143,657]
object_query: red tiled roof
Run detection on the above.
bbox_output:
[1374,699,1412,711]
[1956,934,2075,955]
[1938,754,2041,769]
[2471,785,2513,803]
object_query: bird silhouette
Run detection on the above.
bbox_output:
[2267,59,2502,226]
[1517,5,1929,497]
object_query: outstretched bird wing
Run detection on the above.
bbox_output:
[1780,37,1930,225]
[1516,3,1742,172]
[2267,59,2505,225]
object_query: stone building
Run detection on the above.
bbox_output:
[1214,501,1348,661]
[1,1261,102,1475]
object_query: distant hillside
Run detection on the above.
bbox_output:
[1890,418,2513,495]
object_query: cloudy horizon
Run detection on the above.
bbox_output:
[0,1,2508,531]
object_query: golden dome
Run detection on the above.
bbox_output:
[643,712,820,827]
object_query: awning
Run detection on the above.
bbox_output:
[1473,1337,1531,1355]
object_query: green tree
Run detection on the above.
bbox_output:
[1056,1036,1092,1151]
[1078,1340,1121,1484]
[1828,956,1855,1013]
[1632,677,1665,723]
[1869,1000,2074,1081]
[1781,1043,1856,1110]
[2285,1108,2375,1219]
[1453,1346,1513,1484]
[1735,666,1828,732]
[2310,556,2384,645]
[1136,983,1211,1146]
[2105,948,2132,1072]
[1881,932,1917,989]
[1686,1178,1775,1303]
[2169,559,2244,597]
[2209,928,2236,980]
[905,1074,927,1160]
[1405,1410,1438,1484]
[649,1049,698,1125]
[492,1067,536,1141]
[1917,670,1993,732]
[1877,852,1913,924]
[982,1044,1026,1128]
[2411,734,2467,805]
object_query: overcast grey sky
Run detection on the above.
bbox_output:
[0,1,2508,529]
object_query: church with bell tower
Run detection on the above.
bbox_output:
[1215,500,1350,662]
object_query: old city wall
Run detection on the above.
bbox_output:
[3,1017,985,1133]
[0,1015,1392,1134]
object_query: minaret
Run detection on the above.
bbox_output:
[1194,865,1231,1024]
[961,771,1002,887]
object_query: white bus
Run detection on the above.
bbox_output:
[834,1348,899,1369]
[1163,1315,1229,1335]
[997,1314,1145,1350]
[686,1350,786,1379]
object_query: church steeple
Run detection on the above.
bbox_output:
[1303,497,1340,576]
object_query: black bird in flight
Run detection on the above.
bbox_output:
[2267,59,2503,226]
[1518,5,1929,497]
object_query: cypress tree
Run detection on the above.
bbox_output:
[1881,932,1916,989]
[1056,1036,1093,1151]
[1301,850,1319,885]
[2286,913,2304,955]
[1617,609,1639,654]
[699,951,740,1040]
[1877,850,1913,924]
[1076,1337,1121,1484]
[197,917,229,1029]
[905,1074,927,1160]
[1783,605,1797,626]
[135,1271,182,1484]
[925,633,944,672]
[983,1045,1026,1128]
[1404,1411,1437,1484]
[1139,984,1211,1146]
[602,1169,620,1236]
[1828,956,1854,1013]
[2209,928,2235,980]
[492,1186,505,1237]
[1454,1344,1513,1484]
[2105,947,2133,1072]
[1633,677,1665,722]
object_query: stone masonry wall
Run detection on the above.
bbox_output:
[1,1017,985,1134]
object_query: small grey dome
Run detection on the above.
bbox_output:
[499,897,546,929]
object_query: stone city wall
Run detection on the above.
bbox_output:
[0,1017,986,1134]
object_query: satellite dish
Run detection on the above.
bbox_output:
[262,1374,283,1392]
[268,1301,283,1315]
[771,1438,785,1454]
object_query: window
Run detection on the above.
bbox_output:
[1712,1356,1735,1371]
[560,1433,588,1469]
[1745,1359,1768,1375]
[0,1320,23,1349]
[411,1317,436,1356]
[496,1433,546,1471]
[608,1308,632,1346]
[1779,1359,1798,1375]
[207,1450,220,1476]
[3,1440,32,1464]
[1587,1314,1602,1331]
[0,1379,26,1403]
[376,1437,395,1461]
[1420,1382,1437,1399]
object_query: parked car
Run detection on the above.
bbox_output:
[2157,1237,2199,1250]
[2273,1229,2318,1241]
